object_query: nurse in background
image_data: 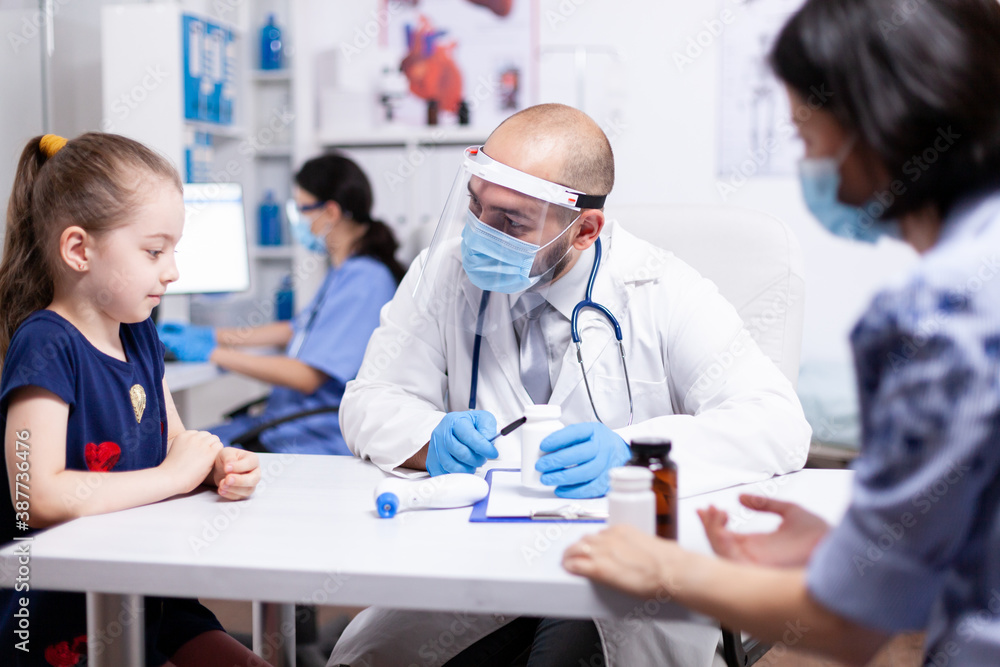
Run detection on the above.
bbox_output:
[158,155,403,455]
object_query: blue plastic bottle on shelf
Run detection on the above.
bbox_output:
[275,275,294,321]
[258,191,282,246]
[260,14,283,70]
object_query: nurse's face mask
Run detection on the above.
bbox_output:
[286,199,329,254]
[415,145,606,303]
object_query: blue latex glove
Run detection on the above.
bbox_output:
[536,423,631,498]
[427,411,498,476]
[156,322,217,362]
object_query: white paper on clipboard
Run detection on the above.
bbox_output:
[485,470,608,519]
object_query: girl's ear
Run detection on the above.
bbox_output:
[59,226,91,273]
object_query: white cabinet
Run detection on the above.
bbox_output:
[101,2,303,320]
[316,130,487,266]
[246,39,299,317]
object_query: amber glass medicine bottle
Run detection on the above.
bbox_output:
[628,438,678,540]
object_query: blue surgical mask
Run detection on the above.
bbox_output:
[798,140,898,244]
[460,211,575,293]
[290,214,327,254]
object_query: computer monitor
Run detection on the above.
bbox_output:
[168,183,252,294]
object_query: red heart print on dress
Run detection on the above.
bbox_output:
[44,640,80,666]
[85,441,121,472]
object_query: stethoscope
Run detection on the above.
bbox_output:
[287,274,334,358]
[468,237,634,426]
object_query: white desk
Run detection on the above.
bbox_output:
[0,456,853,666]
[163,361,221,392]
[163,362,269,430]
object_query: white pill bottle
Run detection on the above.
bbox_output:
[607,467,656,535]
[520,404,562,489]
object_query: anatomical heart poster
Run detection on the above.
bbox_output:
[382,0,536,131]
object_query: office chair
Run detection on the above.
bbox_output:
[223,399,339,452]
[607,204,806,667]
[605,204,806,390]
[222,398,342,657]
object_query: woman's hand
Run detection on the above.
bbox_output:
[211,447,261,500]
[697,494,830,567]
[563,525,684,599]
[161,430,223,494]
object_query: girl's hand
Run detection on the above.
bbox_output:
[161,430,223,494]
[563,525,682,600]
[211,447,261,500]
[697,494,830,568]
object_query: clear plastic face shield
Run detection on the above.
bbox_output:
[413,146,605,324]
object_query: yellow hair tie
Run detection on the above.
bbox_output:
[39,134,67,158]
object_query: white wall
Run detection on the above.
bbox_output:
[0,5,45,206]
[0,0,234,216]
[293,0,918,367]
[1,0,921,369]
[535,0,918,365]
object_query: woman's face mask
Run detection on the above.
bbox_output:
[292,217,327,254]
[798,136,899,244]
[286,200,328,254]
[460,210,577,293]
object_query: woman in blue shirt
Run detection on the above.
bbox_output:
[563,0,1000,664]
[160,155,403,455]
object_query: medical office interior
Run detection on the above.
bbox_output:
[0,0,930,665]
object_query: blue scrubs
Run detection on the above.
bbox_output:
[210,255,397,455]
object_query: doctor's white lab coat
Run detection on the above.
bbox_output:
[331,220,812,667]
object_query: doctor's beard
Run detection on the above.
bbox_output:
[530,227,579,286]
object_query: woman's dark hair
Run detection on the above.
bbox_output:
[0,133,181,364]
[770,0,1000,219]
[294,154,405,283]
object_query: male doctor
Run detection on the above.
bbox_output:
[330,104,812,666]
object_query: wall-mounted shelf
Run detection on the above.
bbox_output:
[318,126,487,149]
[184,120,246,139]
[252,69,292,82]
[255,145,293,158]
[251,245,295,260]
[248,4,299,313]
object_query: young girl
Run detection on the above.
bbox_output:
[0,133,262,666]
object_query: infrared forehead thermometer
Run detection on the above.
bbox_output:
[375,474,489,518]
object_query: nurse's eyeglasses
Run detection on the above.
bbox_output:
[294,201,326,214]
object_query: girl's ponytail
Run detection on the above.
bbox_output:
[0,138,57,363]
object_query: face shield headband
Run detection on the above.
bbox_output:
[463,146,607,210]
[458,147,606,293]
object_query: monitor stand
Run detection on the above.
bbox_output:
[157,294,192,325]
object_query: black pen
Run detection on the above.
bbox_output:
[488,416,527,443]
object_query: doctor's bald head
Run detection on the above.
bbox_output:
[484,103,615,205]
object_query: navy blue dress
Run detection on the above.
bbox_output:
[0,311,223,666]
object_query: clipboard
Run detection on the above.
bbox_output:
[469,468,608,523]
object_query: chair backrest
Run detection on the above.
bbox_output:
[605,205,806,389]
